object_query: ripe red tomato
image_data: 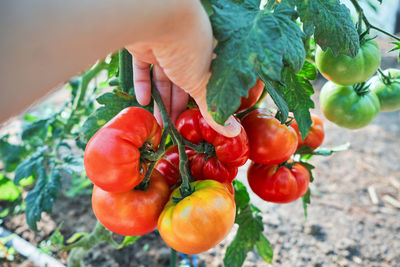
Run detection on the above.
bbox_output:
[158,180,236,254]
[175,108,249,183]
[92,170,170,236]
[290,114,325,150]
[247,162,309,203]
[84,107,161,193]
[236,78,265,113]
[241,109,298,164]
[155,145,195,186]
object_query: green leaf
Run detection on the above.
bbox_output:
[224,205,265,267]
[297,143,350,157]
[280,68,314,138]
[119,236,141,248]
[298,161,315,183]
[14,146,47,184]
[0,174,21,201]
[0,136,27,172]
[296,0,359,57]
[389,42,400,62]
[302,189,311,218]
[81,91,139,141]
[107,53,119,79]
[25,167,62,231]
[256,234,273,263]
[233,180,250,210]
[209,0,304,124]
[264,79,289,121]
[297,60,318,80]
[201,0,213,16]
[22,118,53,140]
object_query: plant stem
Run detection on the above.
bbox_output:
[170,248,177,267]
[350,0,400,41]
[151,83,193,197]
[119,49,134,93]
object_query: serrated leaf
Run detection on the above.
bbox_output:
[233,180,250,210]
[263,79,289,121]
[224,205,264,266]
[14,146,47,184]
[0,174,21,201]
[273,4,306,72]
[25,167,62,231]
[22,118,52,140]
[297,61,318,80]
[119,236,141,248]
[280,68,314,138]
[208,0,286,124]
[107,53,119,79]
[256,234,273,263]
[302,189,311,218]
[296,0,359,57]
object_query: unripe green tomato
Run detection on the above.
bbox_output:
[320,81,380,129]
[369,68,400,112]
[316,39,381,86]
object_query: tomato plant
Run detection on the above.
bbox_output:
[158,179,235,255]
[92,169,170,236]
[247,161,310,203]
[316,39,381,86]
[84,107,161,193]
[320,81,380,129]
[176,108,249,183]
[290,114,325,150]
[241,109,298,165]
[369,68,400,112]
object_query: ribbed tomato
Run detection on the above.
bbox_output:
[290,114,325,150]
[84,107,161,192]
[92,170,170,236]
[247,162,309,203]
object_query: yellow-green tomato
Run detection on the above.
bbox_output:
[316,39,381,86]
[369,68,400,112]
[157,180,235,255]
[320,81,380,129]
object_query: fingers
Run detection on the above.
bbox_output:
[195,93,241,137]
[153,65,172,128]
[171,84,189,124]
[133,58,151,106]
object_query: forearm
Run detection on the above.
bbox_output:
[0,0,198,122]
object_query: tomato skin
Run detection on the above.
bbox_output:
[175,108,249,183]
[369,68,400,112]
[84,107,161,193]
[320,81,380,129]
[241,109,298,165]
[92,170,170,236]
[316,39,381,85]
[155,145,196,186]
[236,78,265,113]
[158,180,235,254]
[247,162,309,203]
[290,114,325,150]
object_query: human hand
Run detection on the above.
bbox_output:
[126,2,241,137]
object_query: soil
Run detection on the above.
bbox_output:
[1,38,400,267]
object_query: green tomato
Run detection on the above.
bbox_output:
[369,69,400,112]
[316,39,381,86]
[320,81,380,129]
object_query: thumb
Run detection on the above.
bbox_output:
[194,94,241,138]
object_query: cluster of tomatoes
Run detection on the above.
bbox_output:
[317,39,400,129]
[82,78,327,255]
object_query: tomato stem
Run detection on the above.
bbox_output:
[151,82,193,197]
[118,49,134,94]
[169,248,177,267]
[377,68,392,85]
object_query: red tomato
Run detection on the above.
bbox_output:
[236,78,265,113]
[241,109,298,164]
[290,114,325,150]
[175,108,249,183]
[84,107,161,193]
[155,145,196,186]
[247,162,309,203]
[158,180,235,254]
[92,170,170,236]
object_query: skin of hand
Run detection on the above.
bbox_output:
[0,0,240,137]
[126,2,241,137]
